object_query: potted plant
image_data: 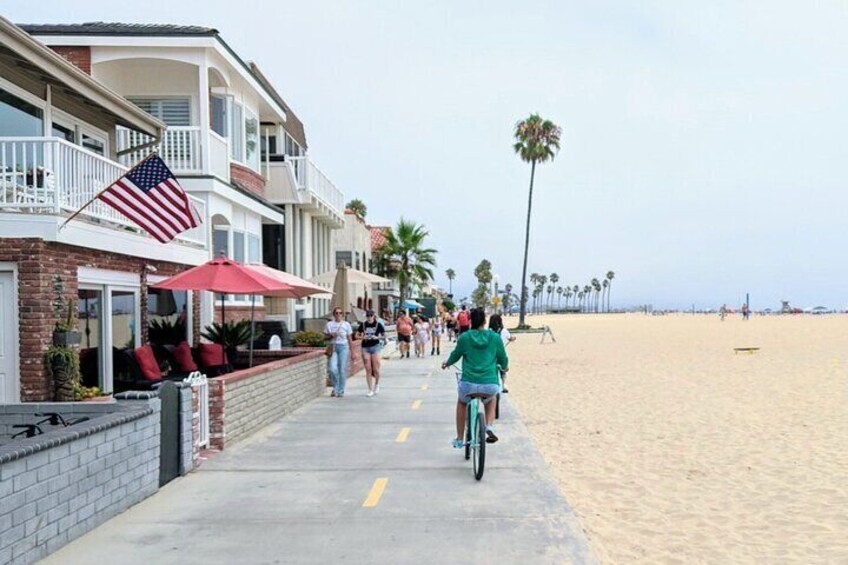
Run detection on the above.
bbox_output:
[292,331,327,348]
[53,297,81,346]
[45,344,80,402]
[201,320,262,365]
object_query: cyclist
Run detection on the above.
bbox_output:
[442,308,508,446]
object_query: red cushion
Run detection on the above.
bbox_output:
[134,345,161,381]
[198,343,228,367]
[173,341,198,372]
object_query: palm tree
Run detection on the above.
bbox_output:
[445,268,456,295]
[606,270,615,312]
[346,198,367,220]
[546,285,554,312]
[602,279,609,313]
[514,114,563,327]
[549,273,559,310]
[578,291,584,311]
[382,219,437,308]
[583,285,592,313]
[591,278,601,313]
[556,286,563,309]
[528,273,539,313]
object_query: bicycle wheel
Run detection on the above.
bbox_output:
[473,410,486,480]
[464,402,472,460]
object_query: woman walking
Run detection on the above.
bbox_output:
[431,314,443,355]
[356,309,385,397]
[414,315,430,357]
[488,314,515,392]
[324,307,353,397]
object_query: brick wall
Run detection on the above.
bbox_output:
[0,399,160,564]
[0,239,199,402]
[49,46,92,75]
[229,163,266,197]
[207,351,327,450]
[214,304,266,324]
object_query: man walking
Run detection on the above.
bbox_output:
[396,309,414,359]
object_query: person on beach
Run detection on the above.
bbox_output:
[445,311,456,342]
[720,304,728,321]
[396,309,413,359]
[442,308,509,446]
[457,305,471,335]
[356,309,385,397]
[325,307,354,397]
[431,314,443,355]
[488,313,516,393]
[741,303,749,321]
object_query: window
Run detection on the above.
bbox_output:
[147,288,189,345]
[213,229,229,258]
[248,234,260,263]
[336,251,352,268]
[284,133,302,157]
[0,88,43,136]
[245,109,259,171]
[233,231,245,263]
[81,134,105,156]
[230,102,244,161]
[210,95,228,137]
[51,122,75,142]
[129,97,191,126]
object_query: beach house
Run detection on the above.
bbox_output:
[333,210,374,309]
[0,16,208,402]
[22,22,346,332]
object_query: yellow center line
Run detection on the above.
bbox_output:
[396,427,411,443]
[362,478,388,508]
[421,383,429,391]
[411,399,422,410]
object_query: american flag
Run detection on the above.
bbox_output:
[98,154,202,243]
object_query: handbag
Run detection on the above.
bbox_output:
[324,342,335,358]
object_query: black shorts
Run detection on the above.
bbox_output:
[398,334,411,343]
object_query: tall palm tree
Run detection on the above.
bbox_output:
[382,219,437,308]
[602,279,609,313]
[445,268,456,295]
[606,270,615,312]
[345,198,367,220]
[578,291,584,311]
[546,285,554,312]
[537,275,548,313]
[591,278,601,313]
[556,286,563,309]
[583,285,592,313]
[549,273,559,311]
[514,114,563,327]
[528,274,539,313]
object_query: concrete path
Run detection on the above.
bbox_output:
[40,348,595,564]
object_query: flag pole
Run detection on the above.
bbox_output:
[58,151,158,232]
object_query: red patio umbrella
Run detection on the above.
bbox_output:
[153,256,294,367]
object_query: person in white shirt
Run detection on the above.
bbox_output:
[325,307,354,397]
[488,314,516,392]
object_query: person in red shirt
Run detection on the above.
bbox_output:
[457,304,471,335]
[395,309,414,359]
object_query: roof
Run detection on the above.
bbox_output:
[249,63,307,149]
[368,226,390,253]
[1,17,164,136]
[17,22,217,37]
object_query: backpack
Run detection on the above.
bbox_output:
[458,310,470,326]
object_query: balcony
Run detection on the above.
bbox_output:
[0,137,206,248]
[263,155,344,225]
[116,126,203,175]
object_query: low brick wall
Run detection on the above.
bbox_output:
[208,351,328,450]
[0,400,160,564]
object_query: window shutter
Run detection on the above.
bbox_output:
[129,98,190,126]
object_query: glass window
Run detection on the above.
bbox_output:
[248,234,260,263]
[336,251,352,268]
[233,231,245,263]
[213,229,229,259]
[147,288,189,345]
[285,133,301,157]
[210,95,228,137]
[230,103,244,161]
[245,109,259,171]
[111,290,137,350]
[51,122,75,142]
[129,97,191,126]
[0,88,43,136]
[78,289,102,389]
[81,134,105,156]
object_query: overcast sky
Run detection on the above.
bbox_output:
[6,1,848,309]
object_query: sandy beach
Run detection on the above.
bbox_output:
[507,314,848,564]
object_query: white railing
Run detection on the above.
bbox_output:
[208,131,230,181]
[286,156,344,216]
[117,126,202,174]
[190,374,210,449]
[0,137,206,247]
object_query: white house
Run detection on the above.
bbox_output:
[23,22,345,331]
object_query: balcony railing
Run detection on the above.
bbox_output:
[0,137,206,247]
[286,156,344,216]
[117,126,202,174]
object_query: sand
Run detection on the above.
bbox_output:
[506,314,848,564]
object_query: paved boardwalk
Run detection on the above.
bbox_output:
[41,349,595,564]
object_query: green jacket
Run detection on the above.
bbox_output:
[446,329,509,385]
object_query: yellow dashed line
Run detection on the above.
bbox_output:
[411,400,422,410]
[396,427,410,443]
[362,478,388,508]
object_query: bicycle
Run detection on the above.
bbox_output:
[456,371,494,481]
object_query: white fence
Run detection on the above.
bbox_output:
[117,126,202,174]
[286,156,344,215]
[0,137,206,247]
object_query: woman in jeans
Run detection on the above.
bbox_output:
[325,307,353,397]
[356,309,386,397]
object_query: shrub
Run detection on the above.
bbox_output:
[292,331,327,347]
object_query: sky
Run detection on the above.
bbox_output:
[5,1,848,309]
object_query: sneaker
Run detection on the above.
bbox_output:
[337,392,344,398]
[502,387,509,393]
[452,438,464,449]
[485,427,498,444]
[330,390,336,397]
[366,390,374,397]
[374,384,380,395]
